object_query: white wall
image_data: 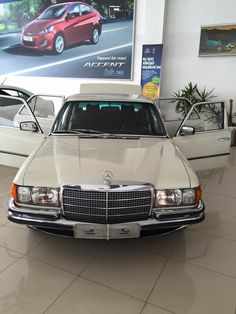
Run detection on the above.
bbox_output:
[1,0,166,96]
[161,0,236,105]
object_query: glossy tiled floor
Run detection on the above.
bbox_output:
[0,149,236,314]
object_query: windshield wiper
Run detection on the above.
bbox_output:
[53,130,82,134]
[53,129,115,136]
[71,128,107,134]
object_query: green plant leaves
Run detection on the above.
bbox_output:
[172,82,216,115]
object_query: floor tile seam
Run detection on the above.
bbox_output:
[1,222,10,227]
[74,241,108,276]
[167,228,184,257]
[145,256,171,307]
[168,256,236,280]
[78,247,169,301]
[0,230,51,255]
[141,302,176,314]
[79,274,147,303]
[24,239,107,277]
[120,228,184,258]
[0,254,23,276]
[0,242,26,255]
[122,241,171,259]
[23,253,79,276]
[24,233,52,254]
[190,228,236,243]
[43,275,79,314]
[186,228,236,244]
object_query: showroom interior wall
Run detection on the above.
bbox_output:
[1,0,166,96]
[160,0,236,106]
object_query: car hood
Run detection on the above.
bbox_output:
[16,136,198,189]
[23,19,57,33]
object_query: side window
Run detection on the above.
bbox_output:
[1,89,29,101]
[80,4,92,16]
[68,4,80,16]
[0,96,31,128]
[158,99,193,137]
[34,97,55,119]
[19,105,30,116]
[19,97,35,116]
[184,102,224,132]
[19,96,63,120]
[158,99,191,122]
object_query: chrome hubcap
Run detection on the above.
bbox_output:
[93,29,99,43]
[55,36,64,53]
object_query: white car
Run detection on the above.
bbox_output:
[0,93,231,239]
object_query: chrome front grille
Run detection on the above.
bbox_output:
[62,185,153,224]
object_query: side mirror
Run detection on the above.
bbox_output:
[65,13,74,21]
[179,125,195,136]
[20,121,38,132]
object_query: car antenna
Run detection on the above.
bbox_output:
[1,76,7,85]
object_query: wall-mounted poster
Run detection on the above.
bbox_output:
[199,24,236,56]
[141,44,163,100]
[0,0,135,79]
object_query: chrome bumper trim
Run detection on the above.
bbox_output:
[8,198,205,238]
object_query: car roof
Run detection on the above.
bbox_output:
[0,85,32,98]
[65,93,154,104]
[51,2,87,6]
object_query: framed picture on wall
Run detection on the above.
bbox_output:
[199,24,236,56]
[0,0,135,79]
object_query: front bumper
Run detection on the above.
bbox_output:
[8,198,205,239]
[21,33,54,51]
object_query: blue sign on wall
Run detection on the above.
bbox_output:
[141,44,163,100]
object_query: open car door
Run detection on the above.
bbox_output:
[0,94,64,168]
[158,98,231,171]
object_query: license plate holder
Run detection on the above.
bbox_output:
[109,223,140,239]
[74,223,140,239]
[23,36,33,42]
[74,224,107,239]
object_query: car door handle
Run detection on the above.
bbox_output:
[218,137,231,142]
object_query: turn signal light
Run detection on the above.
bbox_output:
[195,186,202,203]
[11,184,17,202]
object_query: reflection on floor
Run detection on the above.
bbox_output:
[0,148,236,314]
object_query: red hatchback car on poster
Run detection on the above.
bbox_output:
[21,2,102,54]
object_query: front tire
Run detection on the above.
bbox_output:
[90,27,99,44]
[53,34,65,54]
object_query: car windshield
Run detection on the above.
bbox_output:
[38,4,68,20]
[52,101,167,137]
